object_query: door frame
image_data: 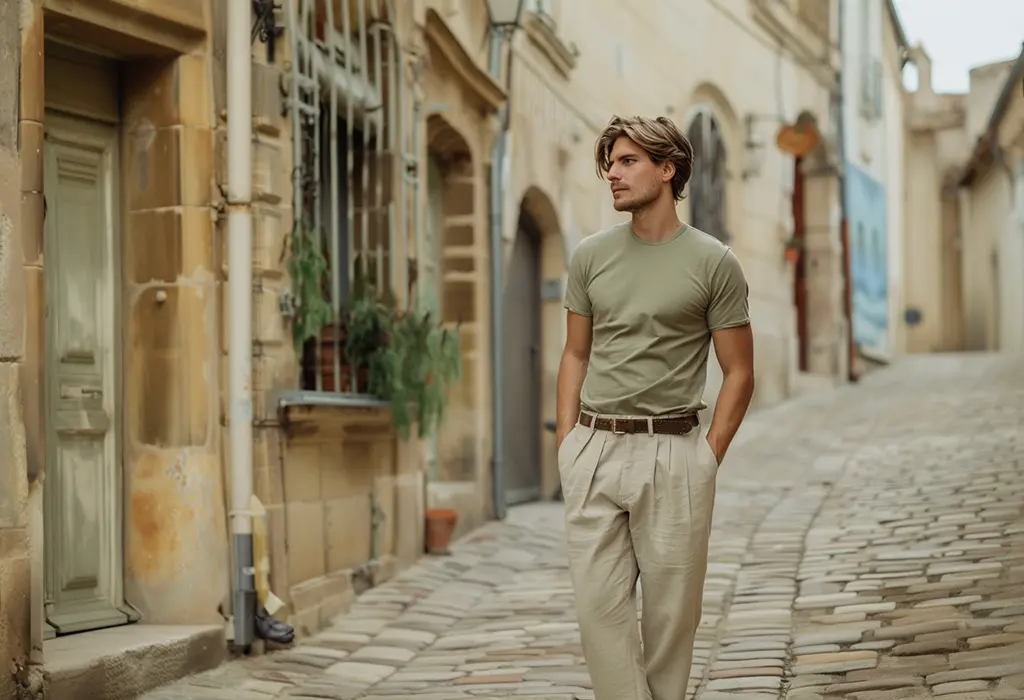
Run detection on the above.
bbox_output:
[42,110,131,636]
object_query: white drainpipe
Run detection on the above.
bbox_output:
[226,0,255,647]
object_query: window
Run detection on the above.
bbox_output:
[291,0,401,393]
[687,110,729,242]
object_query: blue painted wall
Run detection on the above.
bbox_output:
[845,163,889,358]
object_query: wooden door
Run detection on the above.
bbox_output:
[43,112,129,636]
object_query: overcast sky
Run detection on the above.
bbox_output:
[893,0,1024,93]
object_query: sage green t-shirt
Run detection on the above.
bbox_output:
[564,222,750,416]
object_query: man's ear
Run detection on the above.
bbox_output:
[661,161,676,184]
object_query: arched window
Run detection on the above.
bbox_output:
[687,110,729,242]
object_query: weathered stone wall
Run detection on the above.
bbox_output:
[1,1,32,697]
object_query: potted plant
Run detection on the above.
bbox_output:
[339,273,462,439]
[784,235,803,264]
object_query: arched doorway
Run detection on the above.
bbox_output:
[502,187,564,505]
[503,210,543,505]
[686,109,729,241]
[424,115,480,489]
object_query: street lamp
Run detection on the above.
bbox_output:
[485,0,525,33]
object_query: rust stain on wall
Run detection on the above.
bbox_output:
[126,488,192,578]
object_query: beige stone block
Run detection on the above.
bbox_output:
[255,284,288,346]
[127,285,213,448]
[18,4,43,125]
[181,127,213,207]
[0,555,31,670]
[20,192,43,266]
[126,126,212,210]
[289,575,326,613]
[19,121,43,195]
[325,495,372,572]
[126,207,215,284]
[282,442,321,502]
[0,528,28,561]
[321,442,376,498]
[124,59,178,130]
[373,475,397,558]
[0,363,27,530]
[0,178,24,360]
[285,500,326,585]
[177,54,212,127]
[253,140,286,202]
[394,472,425,566]
[320,591,353,626]
[124,448,228,624]
[261,430,285,506]
[254,204,286,276]
[20,265,42,482]
[266,504,289,602]
[126,126,180,210]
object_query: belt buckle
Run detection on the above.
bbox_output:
[611,418,626,434]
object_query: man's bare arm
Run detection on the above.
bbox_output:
[706,323,755,464]
[556,311,593,449]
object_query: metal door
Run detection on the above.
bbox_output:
[502,217,542,504]
[43,113,130,636]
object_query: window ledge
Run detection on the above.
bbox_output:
[274,390,394,440]
[523,12,577,79]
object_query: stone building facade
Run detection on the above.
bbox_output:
[903,44,1024,355]
[1,0,898,696]
[1,3,33,698]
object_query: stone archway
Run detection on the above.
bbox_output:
[503,186,564,504]
[681,83,744,246]
[424,114,481,498]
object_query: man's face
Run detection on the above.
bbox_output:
[606,136,666,212]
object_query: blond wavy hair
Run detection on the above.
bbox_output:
[594,115,694,201]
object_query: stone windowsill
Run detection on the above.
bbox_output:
[274,390,394,439]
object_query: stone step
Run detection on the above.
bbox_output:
[44,624,226,700]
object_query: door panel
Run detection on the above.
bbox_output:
[502,221,542,505]
[44,114,129,636]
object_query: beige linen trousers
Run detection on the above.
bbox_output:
[558,415,719,700]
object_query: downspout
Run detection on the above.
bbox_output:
[835,0,856,381]
[488,29,507,520]
[227,0,256,648]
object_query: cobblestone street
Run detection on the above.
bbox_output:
[144,354,1024,700]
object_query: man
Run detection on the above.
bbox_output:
[556,115,755,700]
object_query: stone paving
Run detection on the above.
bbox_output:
[142,353,1024,699]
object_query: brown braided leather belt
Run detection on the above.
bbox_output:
[579,412,699,436]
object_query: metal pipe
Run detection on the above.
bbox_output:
[836,0,855,382]
[327,0,341,392]
[487,28,507,520]
[341,0,356,387]
[357,0,373,286]
[227,0,255,648]
[370,4,393,294]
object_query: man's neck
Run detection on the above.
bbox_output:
[630,202,682,243]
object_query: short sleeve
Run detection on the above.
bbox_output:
[564,244,592,317]
[706,248,750,330]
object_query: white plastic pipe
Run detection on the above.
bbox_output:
[227,0,255,647]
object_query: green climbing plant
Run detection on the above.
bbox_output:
[286,219,333,353]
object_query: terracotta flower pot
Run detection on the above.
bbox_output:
[425,508,458,555]
[785,246,801,264]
